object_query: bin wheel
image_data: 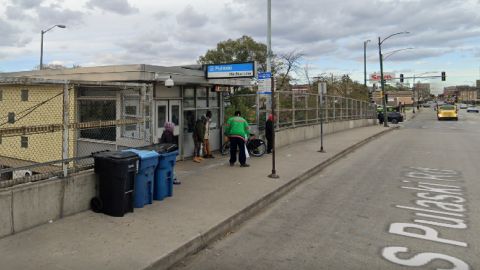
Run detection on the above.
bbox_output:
[90,197,103,213]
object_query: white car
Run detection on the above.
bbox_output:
[466,106,479,113]
[459,104,468,109]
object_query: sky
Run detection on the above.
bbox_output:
[1,0,480,94]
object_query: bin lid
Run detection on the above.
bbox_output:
[141,143,178,153]
[123,149,160,160]
[93,151,138,160]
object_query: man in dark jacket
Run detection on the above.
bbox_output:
[265,114,274,154]
[192,116,206,163]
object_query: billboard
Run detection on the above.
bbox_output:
[205,62,255,79]
[370,72,395,81]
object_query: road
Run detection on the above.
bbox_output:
[171,108,480,270]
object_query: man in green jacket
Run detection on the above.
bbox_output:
[224,111,250,167]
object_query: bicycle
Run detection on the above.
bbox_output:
[221,134,267,157]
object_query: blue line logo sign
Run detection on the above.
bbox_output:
[206,62,255,79]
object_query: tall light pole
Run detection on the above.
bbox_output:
[364,40,370,87]
[267,0,272,73]
[378,31,410,127]
[266,0,278,179]
[40,24,66,70]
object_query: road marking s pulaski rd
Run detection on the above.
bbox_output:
[381,167,470,269]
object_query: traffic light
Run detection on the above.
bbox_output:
[400,74,404,83]
[441,71,446,81]
[385,94,388,101]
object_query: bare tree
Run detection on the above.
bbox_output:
[303,63,312,90]
[277,50,305,90]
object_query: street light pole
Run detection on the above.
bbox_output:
[378,37,388,127]
[40,24,66,70]
[412,75,416,113]
[267,0,272,73]
[377,31,410,127]
[266,0,278,179]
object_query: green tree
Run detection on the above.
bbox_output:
[198,35,269,72]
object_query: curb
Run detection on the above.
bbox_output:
[145,127,398,270]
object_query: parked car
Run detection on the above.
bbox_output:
[437,104,458,120]
[459,103,468,109]
[384,111,404,124]
[466,106,479,113]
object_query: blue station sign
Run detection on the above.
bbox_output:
[205,62,255,79]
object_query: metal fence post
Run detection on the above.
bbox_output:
[292,91,295,127]
[333,97,336,120]
[62,82,70,178]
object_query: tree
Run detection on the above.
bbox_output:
[198,35,269,72]
[276,50,304,90]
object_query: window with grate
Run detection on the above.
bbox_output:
[79,100,116,141]
[21,89,29,101]
[21,136,28,148]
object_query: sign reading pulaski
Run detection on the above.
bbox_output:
[370,72,395,81]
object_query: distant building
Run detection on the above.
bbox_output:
[414,83,430,102]
[443,85,478,103]
[372,90,413,106]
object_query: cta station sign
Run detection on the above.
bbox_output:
[205,62,255,79]
[370,72,395,81]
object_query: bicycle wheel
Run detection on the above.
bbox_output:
[248,139,266,157]
[221,141,230,155]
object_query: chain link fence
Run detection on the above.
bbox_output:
[0,81,152,188]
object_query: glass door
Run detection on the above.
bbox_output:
[156,100,182,147]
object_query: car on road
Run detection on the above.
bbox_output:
[459,103,468,109]
[437,104,458,121]
[466,106,479,113]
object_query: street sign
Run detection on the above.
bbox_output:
[318,82,327,95]
[258,72,273,94]
[318,82,327,104]
[370,72,395,81]
[205,62,255,79]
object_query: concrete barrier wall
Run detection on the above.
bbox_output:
[0,170,97,238]
[276,119,375,148]
[0,118,375,238]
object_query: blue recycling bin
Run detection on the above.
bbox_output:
[123,149,159,208]
[155,150,178,200]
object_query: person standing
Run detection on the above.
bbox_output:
[203,110,214,158]
[224,111,250,167]
[192,116,206,163]
[160,121,181,185]
[265,114,274,154]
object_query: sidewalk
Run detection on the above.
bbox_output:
[0,125,394,270]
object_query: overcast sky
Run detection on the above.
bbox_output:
[1,0,479,93]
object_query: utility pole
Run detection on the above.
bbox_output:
[378,37,388,127]
[267,0,278,179]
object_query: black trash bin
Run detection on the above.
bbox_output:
[92,151,138,217]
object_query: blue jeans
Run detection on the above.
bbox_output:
[229,137,246,165]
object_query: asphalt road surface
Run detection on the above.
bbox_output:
[172,108,480,270]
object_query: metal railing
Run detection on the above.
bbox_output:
[225,91,376,131]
